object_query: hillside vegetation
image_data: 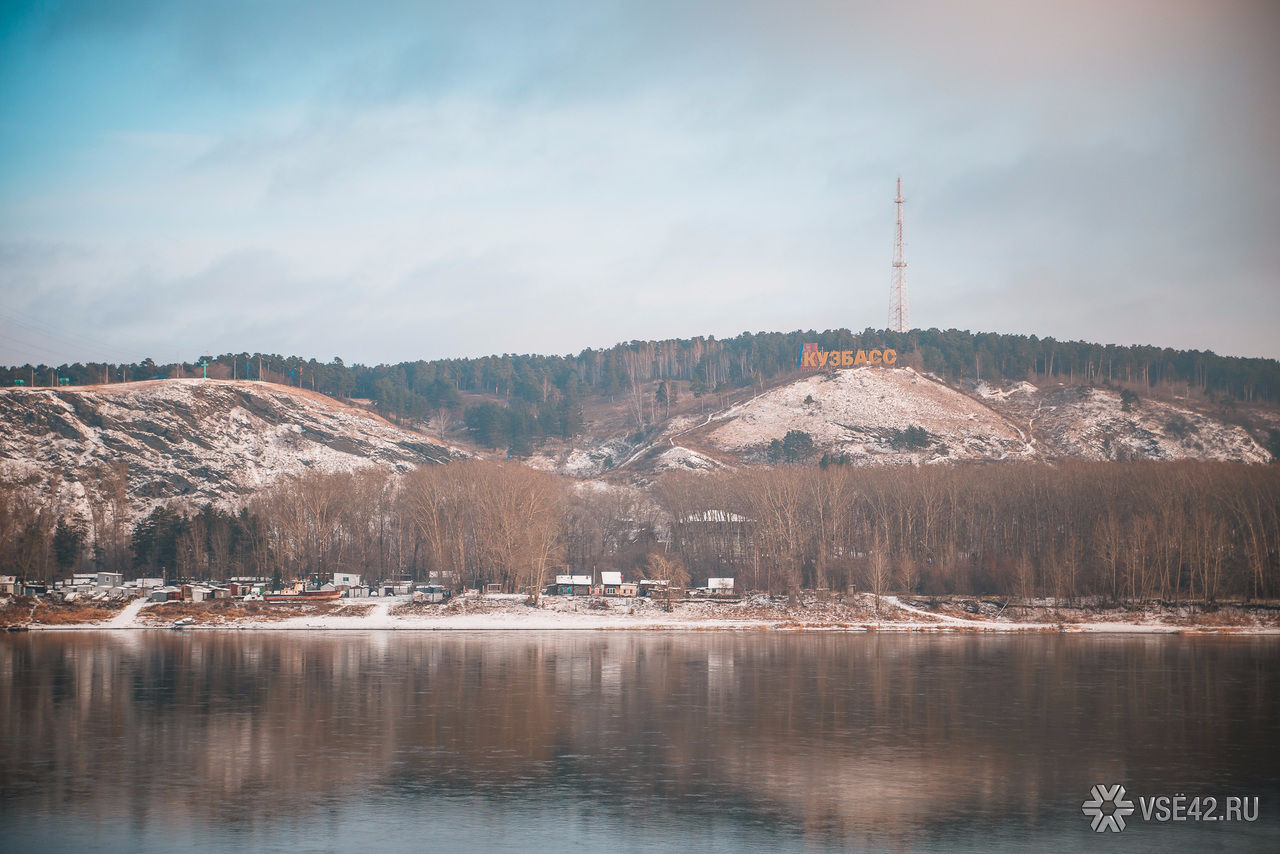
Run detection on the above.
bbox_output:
[6,329,1279,454]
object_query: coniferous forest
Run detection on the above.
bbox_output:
[5,328,1279,451]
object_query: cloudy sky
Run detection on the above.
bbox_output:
[1,0,1277,367]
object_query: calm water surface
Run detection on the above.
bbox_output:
[1,631,1277,853]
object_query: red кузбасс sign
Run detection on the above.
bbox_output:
[798,343,897,369]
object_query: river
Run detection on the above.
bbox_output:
[1,632,1276,852]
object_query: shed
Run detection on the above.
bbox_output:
[415,585,448,604]
[182,585,213,603]
[638,579,669,597]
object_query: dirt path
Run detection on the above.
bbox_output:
[106,597,151,628]
[879,595,1015,627]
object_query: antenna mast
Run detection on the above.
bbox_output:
[889,177,909,333]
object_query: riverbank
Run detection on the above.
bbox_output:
[4,593,1279,633]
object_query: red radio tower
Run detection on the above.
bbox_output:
[889,177,909,333]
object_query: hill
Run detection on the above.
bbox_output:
[0,379,458,523]
[526,366,1272,479]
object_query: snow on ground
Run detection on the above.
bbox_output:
[973,380,1039,400]
[0,379,456,522]
[34,592,1280,634]
[649,445,728,473]
[705,367,1033,462]
[528,437,638,477]
[106,597,150,627]
[984,384,1269,462]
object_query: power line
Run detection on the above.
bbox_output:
[0,308,142,365]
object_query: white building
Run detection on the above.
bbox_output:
[707,577,736,596]
[333,571,362,589]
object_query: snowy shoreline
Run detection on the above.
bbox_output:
[11,594,1280,635]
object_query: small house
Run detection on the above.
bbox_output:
[599,572,637,597]
[638,579,670,598]
[96,572,124,590]
[707,577,737,598]
[553,574,593,596]
[333,571,362,589]
[0,576,17,596]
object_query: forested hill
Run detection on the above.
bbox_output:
[6,328,1279,433]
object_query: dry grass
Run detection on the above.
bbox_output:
[896,596,1280,629]
[0,596,127,627]
[390,599,456,616]
[139,599,373,625]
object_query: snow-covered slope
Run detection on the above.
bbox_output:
[704,367,1033,463]
[0,379,458,519]
[543,367,1270,477]
[974,381,1269,462]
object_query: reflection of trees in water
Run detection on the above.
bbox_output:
[1,634,1276,845]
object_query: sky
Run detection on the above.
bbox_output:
[1,0,1278,367]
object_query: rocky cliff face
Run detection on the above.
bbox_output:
[0,379,457,520]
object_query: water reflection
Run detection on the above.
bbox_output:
[1,632,1277,852]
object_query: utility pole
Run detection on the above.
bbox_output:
[889,176,910,334]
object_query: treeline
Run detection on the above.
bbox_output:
[3,461,1276,603]
[5,328,1278,434]
[658,462,1280,602]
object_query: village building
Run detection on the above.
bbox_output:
[333,571,362,589]
[96,572,124,590]
[598,571,637,597]
[552,574,593,596]
[707,577,737,598]
[638,579,670,597]
[150,586,182,602]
